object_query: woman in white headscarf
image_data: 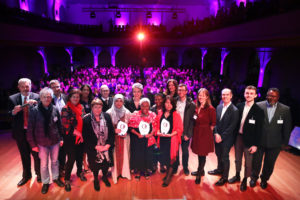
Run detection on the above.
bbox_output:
[107,94,132,184]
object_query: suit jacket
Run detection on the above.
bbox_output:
[257,100,292,148]
[51,93,68,105]
[236,102,264,147]
[214,103,239,145]
[8,92,39,140]
[101,97,113,113]
[177,97,196,139]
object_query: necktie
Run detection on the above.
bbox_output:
[23,96,29,129]
[105,99,108,105]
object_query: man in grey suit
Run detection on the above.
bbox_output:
[250,88,292,189]
[8,78,41,186]
[208,88,239,186]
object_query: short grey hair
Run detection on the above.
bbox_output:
[18,78,31,86]
[221,88,232,95]
[40,87,53,98]
[100,84,109,91]
[49,79,60,87]
[139,97,150,106]
[132,83,143,91]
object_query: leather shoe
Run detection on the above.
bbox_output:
[53,179,64,187]
[240,178,247,191]
[17,177,31,186]
[191,170,205,176]
[65,181,71,192]
[208,169,222,176]
[250,178,257,187]
[215,178,228,186]
[94,180,100,191]
[102,177,111,187]
[260,180,268,189]
[183,168,189,176]
[37,175,42,183]
[228,175,240,184]
[41,184,49,194]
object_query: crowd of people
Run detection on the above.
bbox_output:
[8,76,292,195]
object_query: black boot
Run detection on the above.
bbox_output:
[162,167,173,187]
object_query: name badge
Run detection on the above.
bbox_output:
[139,121,150,136]
[53,116,58,122]
[277,120,283,124]
[193,115,197,120]
[249,119,255,124]
[161,119,170,134]
[117,121,128,136]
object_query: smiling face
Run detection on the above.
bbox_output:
[70,93,80,105]
[41,93,52,107]
[18,81,31,96]
[81,85,90,98]
[50,82,61,97]
[115,98,124,109]
[221,89,232,105]
[101,87,110,99]
[178,86,187,99]
[154,95,163,107]
[92,104,103,116]
[267,90,279,106]
[168,81,176,94]
[244,88,257,103]
[198,91,208,105]
[164,99,173,112]
[133,87,142,99]
[140,102,150,115]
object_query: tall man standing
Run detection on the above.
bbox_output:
[174,83,196,175]
[228,86,264,191]
[208,88,239,186]
[8,78,41,186]
[251,88,292,189]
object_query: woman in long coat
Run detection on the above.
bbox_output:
[191,88,216,184]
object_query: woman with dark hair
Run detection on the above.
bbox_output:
[82,98,115,191]
[61,88,87,192]
[165,79,178,98]
[80,84,94,173]
[191,88,216,184]
[156,95,183,187]
[80,84,94,114]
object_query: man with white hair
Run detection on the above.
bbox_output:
[8,78,41,186]
[100,84,113,112]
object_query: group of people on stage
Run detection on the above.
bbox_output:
[8,77,292,194]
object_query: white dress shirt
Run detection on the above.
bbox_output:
[239,102,254,134]
[220,102,231,120]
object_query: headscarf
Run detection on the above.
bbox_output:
[108,94,129,125]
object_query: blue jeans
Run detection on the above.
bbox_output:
[38,143,60,184]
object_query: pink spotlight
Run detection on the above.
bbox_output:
[137,33,145,41]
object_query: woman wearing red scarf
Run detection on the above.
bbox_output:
[61,88,86,192]
[156,95,183,187]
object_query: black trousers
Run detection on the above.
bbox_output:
[93,159,109,181]
[64,142,84,180]
[251,146,281,181]
[58,145,66,172]
[15,130,40,179]
[215,142,231,179]
[174,138,190,171]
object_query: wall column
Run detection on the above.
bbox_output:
[200,48,208,71]
[220,48,230,75]
[257,48,272,88]
[110,46,120,66]
[37,47,48,75]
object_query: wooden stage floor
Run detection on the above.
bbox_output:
[0,132,299,200]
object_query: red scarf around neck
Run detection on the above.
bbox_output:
[67,101,83,144]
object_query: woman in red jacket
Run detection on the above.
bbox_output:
[156,95,183,187]
[191,88,216,184]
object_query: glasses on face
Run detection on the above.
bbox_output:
[42,96,52,99]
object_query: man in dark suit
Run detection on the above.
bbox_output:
[228,86,264,191]
[8,78,41,186]
[208,88,239,186]
[173,83,196,175]
[50,79,68,177]
[251,88,292,189]
[99,85,113,112]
